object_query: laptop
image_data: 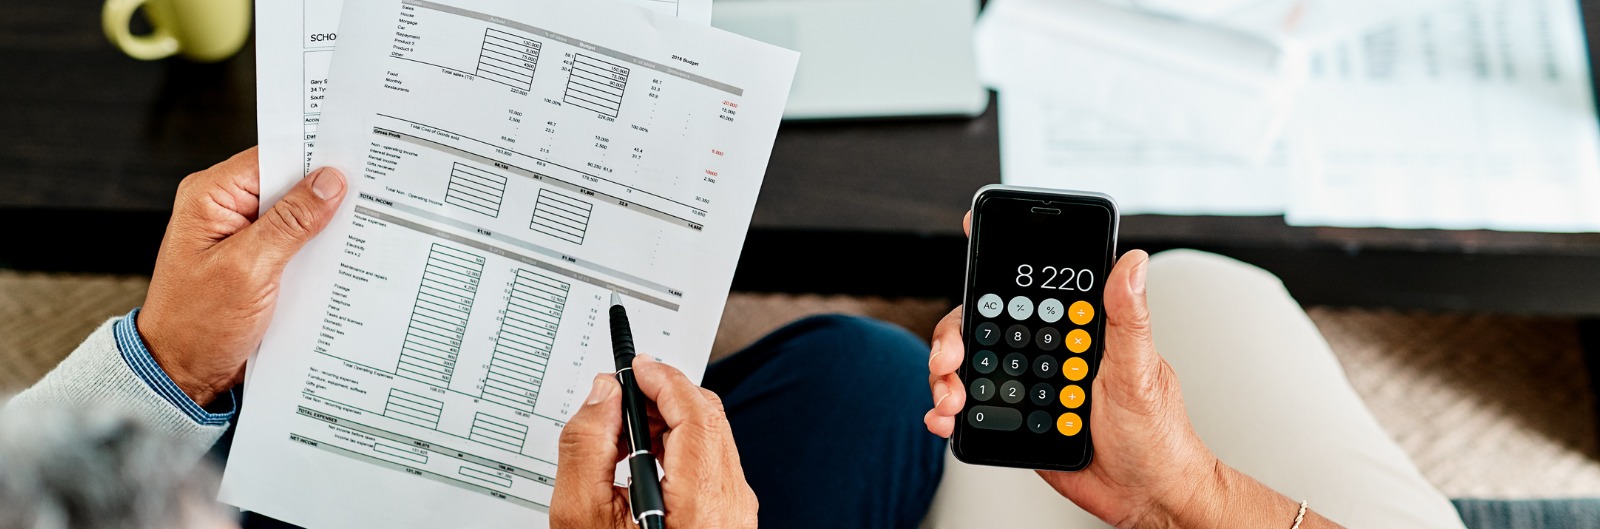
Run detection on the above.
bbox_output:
[711,0,990,119]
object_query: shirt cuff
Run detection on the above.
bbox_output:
[114,308,236,426]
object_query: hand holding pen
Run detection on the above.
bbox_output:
[607,293,665,529]
[548,295,759,529]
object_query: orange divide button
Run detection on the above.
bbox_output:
[1068,301,1094,325]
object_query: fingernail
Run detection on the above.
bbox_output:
[928,340,943,368]
[309,168,345,200]
[636,354,655,363]
[934,382,950,408]
[1130,254,1149,295]
[586,375,615,405]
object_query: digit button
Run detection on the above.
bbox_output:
[1002,353,1028,376]
[972,350,997,374]
[999,380,1025,404]
[1035,327,1061,351]
[968,406,1022,431]
[1004,325,1031,349]
[975,322,1001,346]
[1032,355,1056,378]
[1029,382,1054,406]
[970,378,996,402]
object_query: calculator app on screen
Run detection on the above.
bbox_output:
[953,186,1117,472]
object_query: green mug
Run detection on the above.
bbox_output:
[102,0,251,62]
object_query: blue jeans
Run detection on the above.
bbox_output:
[702,315,945,529]
[235,314,945,529]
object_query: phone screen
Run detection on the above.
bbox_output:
[953,187,1116,471]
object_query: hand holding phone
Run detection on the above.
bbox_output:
[926,190,1237,528]
[951,185,1117,471]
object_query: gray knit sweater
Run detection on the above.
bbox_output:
[5,318,228,458]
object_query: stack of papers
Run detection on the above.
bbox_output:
[976,0,1306,161]
[227,0,797,527]
[983,0,1600,232]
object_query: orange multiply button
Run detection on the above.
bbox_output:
[1065,329,1091,353]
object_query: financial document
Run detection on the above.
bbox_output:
[1287,0,1600,231]
[220,0,797,527]
[999,97,1289,216]
[975,0,1306,161]
[254,0,713,209]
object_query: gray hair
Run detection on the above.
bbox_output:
[0,399,230,529]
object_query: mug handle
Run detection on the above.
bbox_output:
[102,0,179,60]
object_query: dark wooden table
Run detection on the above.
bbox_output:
[6,0,1600,317]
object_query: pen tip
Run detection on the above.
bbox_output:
[610,290,621,306]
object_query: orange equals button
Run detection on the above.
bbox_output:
[1057,412,1083,436]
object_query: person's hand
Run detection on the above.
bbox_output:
[137,148,347,406]
[923,214,1219,528]
[551,356,757,529]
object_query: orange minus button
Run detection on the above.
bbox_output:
[1063,356,1088,381]
[1057,412,1083,436]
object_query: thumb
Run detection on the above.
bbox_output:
[552,374,624,516]
[234,167,347,270]
[1100,250,1159,384]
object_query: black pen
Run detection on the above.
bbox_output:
[609,291,666,529]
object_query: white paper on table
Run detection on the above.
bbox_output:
[999,95,1289,216]
[1287,0,1600,232]
[975,0,1307,161]
[1094,0,1453,44]
[254,0,714,212]
[219,0,797,527]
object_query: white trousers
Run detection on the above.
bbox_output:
[922,250,1467,529]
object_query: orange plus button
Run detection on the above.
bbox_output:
[1068,301,1094,326]
[1066,329,1091,353]
[1059,385,1085,409]
[1062,356,1088,381]
[1057,412,1083,436]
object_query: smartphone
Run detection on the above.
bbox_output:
[951,185,1118,471]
